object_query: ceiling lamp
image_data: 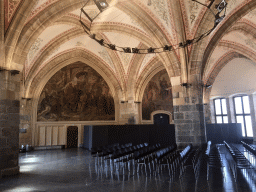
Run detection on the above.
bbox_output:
[108,44,116,50]
[186,39,193,46]
[123,47,131,53]
[163,45,172,51]
[96,39,104,45]
[89,34,96,39]
[148,47,155,53]
[132,48,140,54]
[94,0,109,12]
[216,0,227,13]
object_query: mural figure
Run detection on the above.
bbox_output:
[142,70,173,120]
[37,62,115,121]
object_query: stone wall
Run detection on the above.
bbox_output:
[171,75,206,148]
[19,98,33,146]
[0,71,20,178]
[174,103,206,147]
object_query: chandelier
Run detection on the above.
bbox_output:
[80,0,228,54]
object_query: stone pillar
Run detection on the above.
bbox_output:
[0,71,21,178]
[118,99,140,124]
[19,98,32,146]
[203,87,212,124]
[172,76,206,148]
[204,103,211,124]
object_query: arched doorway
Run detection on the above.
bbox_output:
[153,113,170,125]
[67,126,78,148]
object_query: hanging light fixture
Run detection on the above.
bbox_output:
[79,0,228,54]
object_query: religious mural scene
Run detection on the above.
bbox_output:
[37,62,115,121]
[142,70,173,120]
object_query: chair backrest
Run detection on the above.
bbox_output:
[205,141,211,156]
[180,144,192,158]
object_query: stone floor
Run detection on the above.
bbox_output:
[0,144,255,192]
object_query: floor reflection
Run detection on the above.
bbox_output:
[0,145,255,192]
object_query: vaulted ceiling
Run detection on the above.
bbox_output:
[3,0,256,100]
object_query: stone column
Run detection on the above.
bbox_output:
[19,97,32,146]
[0,71,21,178]
[203,87,213,124]
[203,103,211,124]
[118,99,140,124]
[172,76,206,148]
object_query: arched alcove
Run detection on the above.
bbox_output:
[141,69,173,121]
[37,62,115,121]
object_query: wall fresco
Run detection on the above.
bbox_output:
[37,62,115,121]
[142,70,173,120]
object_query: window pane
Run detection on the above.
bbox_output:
[215,99,221,115]
[236,116,245,137]
[245,116,253,137]
[234,97,243,114]
[216,116,223,124]
[221,99,227,115]
[242,96,250,114]
[223,116,228,123]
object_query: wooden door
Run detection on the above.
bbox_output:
[153,113,170,125]
[67,126,78,148]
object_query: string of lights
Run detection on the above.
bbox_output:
[79,0,227,54]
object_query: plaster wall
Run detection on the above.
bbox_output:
[211,58,256,98]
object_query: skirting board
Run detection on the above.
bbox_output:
[34,145,65,150]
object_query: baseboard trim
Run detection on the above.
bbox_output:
[34,145,65,150]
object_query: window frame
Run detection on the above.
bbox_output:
[213,98,228,124]
[233,95,253,138]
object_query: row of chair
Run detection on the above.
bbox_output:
[206,143,224,180]
[113,143,166,173]
[224,141,255,181]
[91,143,119,156]
[136,144,178,174]
[91,142,208,180]
[94,143,148,160]
[224,141,253,169]
[241,141,256,156]
[191,142,209,181]
[179,144,194,177]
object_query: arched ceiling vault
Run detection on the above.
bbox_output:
[3,0,256,101]
[199,0,256,78]
[202,4,256,88]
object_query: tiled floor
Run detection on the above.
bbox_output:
[0,145,255,192]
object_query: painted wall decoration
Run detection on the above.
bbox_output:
[4,0,22,32]
[142,70,173,120]
[37,62,115,121]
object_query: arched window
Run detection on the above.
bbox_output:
[233,95,253,137]
[214,98,228,123]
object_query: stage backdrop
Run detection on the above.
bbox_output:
[142,70,173,120]
[37,62,115,121]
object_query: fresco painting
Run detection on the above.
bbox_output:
[142,70,173,120]
[37,62,115,121]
